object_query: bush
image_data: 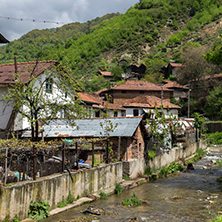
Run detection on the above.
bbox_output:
[207,132,222,145]
[210,215,222,222]
[28,200,50,220]
[114,183,123,194]
[99,191,108,199]
[122,193,142,207]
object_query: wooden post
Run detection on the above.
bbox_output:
[4,148,8,185]
[33,145,37,180]
[92,141,94,168]
[126,138,128,161]
[118,137,121,161]
[62,142,65,173]
[106,139,109,164]
[75,142,78,169]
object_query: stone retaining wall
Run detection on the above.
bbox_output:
[0,162,123,221]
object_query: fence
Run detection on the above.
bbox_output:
[0,139,110,185]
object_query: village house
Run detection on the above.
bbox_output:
[123,64,146,80]
[77,92,125,117]
[98,70,114,81]
[98,80,173,106]
[123,95,181,118]
[0,60,74,137]
[164,62,182,79]
[163,80,189,101]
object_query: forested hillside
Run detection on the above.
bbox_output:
[1,0,222,91]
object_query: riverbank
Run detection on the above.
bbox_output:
[43,146,222,222]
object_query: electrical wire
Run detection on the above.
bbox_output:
[0,16,64,25]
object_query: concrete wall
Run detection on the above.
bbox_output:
[0,162,123,221]
[123,140,207,179]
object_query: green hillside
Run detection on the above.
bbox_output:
[1,0,222,91]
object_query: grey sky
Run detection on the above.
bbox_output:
[0,0,138,41]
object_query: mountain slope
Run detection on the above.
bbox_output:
[1,0,222,91]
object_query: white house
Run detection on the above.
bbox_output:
[123,95,180,118]
[0,60,74,135]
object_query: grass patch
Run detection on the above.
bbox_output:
[188,148,206,164]
[57,194,75,208]
[99,192,108,199]
[122,175,131,180]
[114,183,123,194]
[207,132,222,145]
[122,193,142,207]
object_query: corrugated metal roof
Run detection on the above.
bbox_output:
[41,117,143,138]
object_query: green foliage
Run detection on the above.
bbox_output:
[207,132,222,145]
[147,150,156,160]
[57,194,75,208]
[215,160,222,168]
[122,193,142,207]
[12,215,20,222]
[28,200,50,220]
[158,166,168,178]
[144,167,157,176]
[188,148,206,163]
[205,85,222,120]
[193,113,206,131]
[210,215,222,222]
[167,162,184,174]
[122,175,131,180]
[114,183,123,194]
[99,191,108,199]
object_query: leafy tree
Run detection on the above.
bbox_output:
[111,65,123,81]
[205,85,222,120]
[1,62,86,140]
[176,46,219,84]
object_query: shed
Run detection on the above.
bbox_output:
[28,117,147,162]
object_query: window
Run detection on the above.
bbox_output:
[133,109,139,116]
[140,91,144,94]
[122,90,126,94]
[46,78,53,93]
[95,110,100,117]
[114,111,118,117]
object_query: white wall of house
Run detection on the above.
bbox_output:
[1,72,73,131]
[125,107,178,118]
[0,86,14,130]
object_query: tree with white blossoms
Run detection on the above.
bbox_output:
[1,62,87,141]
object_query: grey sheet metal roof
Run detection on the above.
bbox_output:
[41,117,143,138]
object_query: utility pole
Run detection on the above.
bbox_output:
[188,85,191,118]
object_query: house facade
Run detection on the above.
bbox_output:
[0,60,73,135]
[98,80,173,105]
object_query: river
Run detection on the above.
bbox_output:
[43,147,222,222]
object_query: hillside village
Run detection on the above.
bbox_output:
[0,1,222,220]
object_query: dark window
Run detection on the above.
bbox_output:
[95,110,100,117]
[121,110,125,117]
[114,111,118,117]
[133,109,139,116]
[122,90,126,94]
[140,91,144,94]
[46,78,53,93]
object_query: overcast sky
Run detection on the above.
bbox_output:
[0,0,138,41]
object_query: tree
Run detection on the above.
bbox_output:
[176,46,219,84]
[205,85,222,120]
[1,62,86,140]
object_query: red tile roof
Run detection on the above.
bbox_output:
[77,92,125,110]
[169,63,182,67]
[201,73,222,80]
[123,95,180,109]
[107,80,172,92]
[98,70,113,77]
[77,92,101,104]
[163,80,188,90]
[0,61,58,84]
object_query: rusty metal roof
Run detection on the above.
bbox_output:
[40,117,143,138]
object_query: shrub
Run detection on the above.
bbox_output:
[28,200,50,220]
[207,132,222,145]
[99,191,108,199]
[210,215,222,222]
[122,193,142,207]
[114,183,123,194]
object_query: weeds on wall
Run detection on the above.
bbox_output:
[114,182,123,194]
[28,200,50,220]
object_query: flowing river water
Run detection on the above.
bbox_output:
[44,147,222,222]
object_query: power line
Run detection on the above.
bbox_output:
[0,16,64,25]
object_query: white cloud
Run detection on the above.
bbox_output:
[0,0,138,41]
